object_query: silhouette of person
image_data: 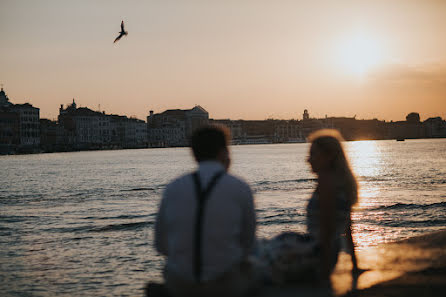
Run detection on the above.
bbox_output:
[155,125,257,297]
[306,129,359,284]
[259,129,359,288]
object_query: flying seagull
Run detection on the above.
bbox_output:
[114,20,128,43]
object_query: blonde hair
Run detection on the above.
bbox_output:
[308,129,358,206]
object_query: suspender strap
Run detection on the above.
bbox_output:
[192,170,225,283]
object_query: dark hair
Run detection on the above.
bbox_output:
[191,125,230,162]
[308,129,358,205]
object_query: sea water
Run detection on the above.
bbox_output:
[1,139,445,296]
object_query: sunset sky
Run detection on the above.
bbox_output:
[1,0,445,121]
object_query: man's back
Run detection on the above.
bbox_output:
[155,161,255,283]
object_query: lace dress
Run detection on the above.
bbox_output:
[256,187,351,283]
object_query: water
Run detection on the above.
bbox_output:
[1,139,445,296]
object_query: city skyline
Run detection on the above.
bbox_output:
[2,86,445,123]
[1,0,445,121]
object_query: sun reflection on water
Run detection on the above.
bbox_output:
[346,140,381,179]
[345,140,387,248]
[346,140,383,209]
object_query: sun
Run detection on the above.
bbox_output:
[336,33,383,77]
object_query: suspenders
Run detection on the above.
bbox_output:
[191,171,225,283]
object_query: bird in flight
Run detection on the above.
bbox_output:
[114,20,128,43]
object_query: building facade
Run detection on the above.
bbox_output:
[58,99,147,150]
[0,87,40,153]
[147,105,209,147]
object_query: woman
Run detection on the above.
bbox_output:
[259,129,359,285]
[306,129,359,283]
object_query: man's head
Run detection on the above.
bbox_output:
[191,125,231,170]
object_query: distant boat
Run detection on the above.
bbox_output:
[396,138,405,142]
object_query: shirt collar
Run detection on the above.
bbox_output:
[198,160,225,172]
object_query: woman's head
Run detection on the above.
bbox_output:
[307,129,358,205]
[308,129,346,173]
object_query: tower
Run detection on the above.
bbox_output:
[303,109,309,120]
[0,85,12,107]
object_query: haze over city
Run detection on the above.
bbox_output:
[1,0,445,121]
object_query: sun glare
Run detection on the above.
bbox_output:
[336,33,383,77]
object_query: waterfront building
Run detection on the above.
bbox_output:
[406,112,421,123]
[59,102,103,149]
[274,120,304,143]
[98,112,112,145]
[301,117,328,138]
[12,103,41,149]
[131,118,148,148]
[59,100,147,149]
[237,120,275,144]
[0,87,40,153]
[147,106,208,147]
[0,110,19,154]
[110,116,147,148]
[40,119,64,152]
[424,117,446,138]
[385,113,426,140]
[325,116,388,140]
[0,88,19,153]
[210,119,243,143]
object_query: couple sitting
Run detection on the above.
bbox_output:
[154,125,359,297]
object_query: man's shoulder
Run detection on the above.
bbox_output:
[223,172,248,185]
[164,171,252,196]
[165,172,193,190]
[222,173,252,193]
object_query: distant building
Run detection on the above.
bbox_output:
[59,102,104,149]
[301,117,329,138]
[227,120,275,144]
[325,116,388,140]
[274,120,304,143]
[406,112,421,123]
[210,119,243,143]
[40,119,64,152]
[424,117,446,138]
[109,115,147,148]
[12,103,41,149]
[147,105,208,147]
[386,113,425,140]
[0,87,40,153]
[98,112,112,145]
[131,118,148,147]
[58,99,147,150]
[0,109,19,154]
[0,88,19,153]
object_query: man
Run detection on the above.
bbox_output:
[155,125,257,297]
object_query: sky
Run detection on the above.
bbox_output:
[1,0,445,121]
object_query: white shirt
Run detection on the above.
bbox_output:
[155,161,256,282]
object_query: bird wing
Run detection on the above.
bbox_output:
[114,33,123,43]
[121,20,125,31]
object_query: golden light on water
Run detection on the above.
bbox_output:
[347,140,380,173]
[346,141,386,249]
[346,140,382,207]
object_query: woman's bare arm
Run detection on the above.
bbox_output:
[345,216,358,272]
